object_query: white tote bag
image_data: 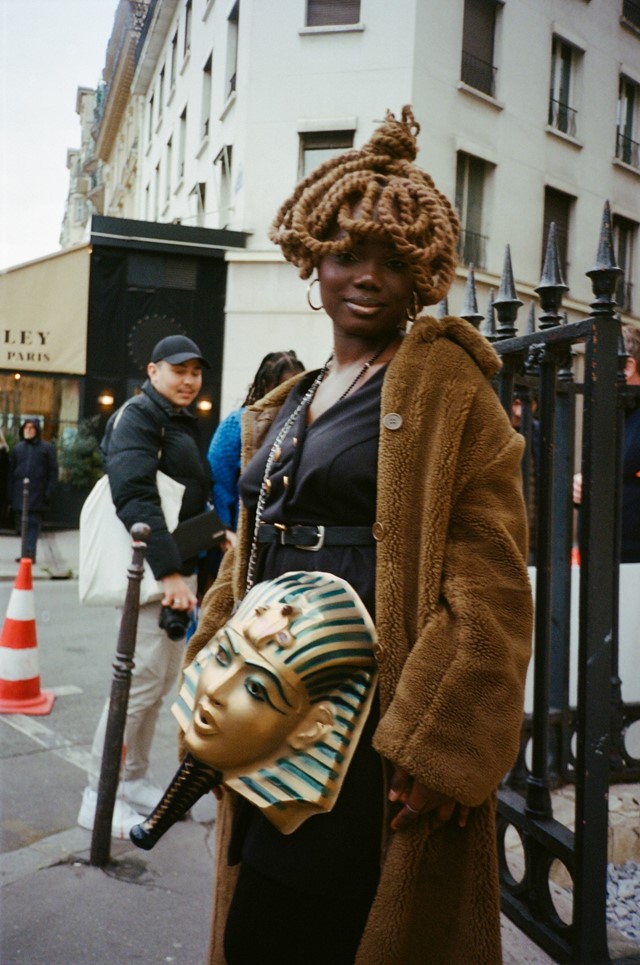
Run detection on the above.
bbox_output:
[78,471,185,607]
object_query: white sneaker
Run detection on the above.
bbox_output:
[120,777,164,812]
[77,787,145,840]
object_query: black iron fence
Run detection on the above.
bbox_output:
[441,205,639,962]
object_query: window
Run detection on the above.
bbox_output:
[183,0,192,57]
[147,94,154,140]
[225,2,239,99]
[613,215,637,314]
[178,108,187,182]
[166,138,173,202]
[158,67,165,120]
[201,55,212,139]
[616,75,640,169]
[548,36,580,137]
[215,145,233,228]
[195,182,206,227]
[460,0,499,97]
[170,32,177,88]
[542,187,573,283]
[455,152,490,269]
[299,130,354,178]
[622,0,640,30]
[74,198,85,223]
[154,162,161,219]
[306,0,360,26]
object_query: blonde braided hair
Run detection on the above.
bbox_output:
[269,106,460,308]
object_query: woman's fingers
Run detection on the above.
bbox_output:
[388,771,470,834]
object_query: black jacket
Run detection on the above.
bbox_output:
[102,382,210,579]
[9,424,58,512]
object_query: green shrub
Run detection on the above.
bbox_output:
[58,417,104,489]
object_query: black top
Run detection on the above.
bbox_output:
[235,369,386,897]
[240,367,386,616]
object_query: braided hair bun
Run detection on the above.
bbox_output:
[269,106,459,308]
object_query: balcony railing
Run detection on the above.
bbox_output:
[460,50,497,98]
[548,96,578,138]
[457,229,488,270]
[616,130,640,169]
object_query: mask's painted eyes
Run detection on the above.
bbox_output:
[244,676,267,702]
[214,641,232,667]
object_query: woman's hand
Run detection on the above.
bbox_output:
[388,766,470,833]
[160,573,198,611]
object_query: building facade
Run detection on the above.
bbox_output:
[69,0,640,415]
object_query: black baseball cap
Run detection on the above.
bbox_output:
[150,335,210,368]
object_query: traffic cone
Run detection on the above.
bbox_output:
[0,558,54,715]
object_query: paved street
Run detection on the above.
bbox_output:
[0,539,216,964]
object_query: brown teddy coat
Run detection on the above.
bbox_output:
[184,314,533,965]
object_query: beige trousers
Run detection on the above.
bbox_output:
[88,576,196,788]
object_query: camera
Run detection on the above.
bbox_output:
[158,605,190,641]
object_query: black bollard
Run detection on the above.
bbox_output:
[90,522,150,867]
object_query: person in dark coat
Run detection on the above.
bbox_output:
[9,419,58,562]
[78,335,212,839]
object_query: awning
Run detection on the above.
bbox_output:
[0,245,90,375]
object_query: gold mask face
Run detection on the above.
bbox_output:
[172,571,378,833]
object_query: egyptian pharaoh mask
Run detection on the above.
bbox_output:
[130,571,378,847]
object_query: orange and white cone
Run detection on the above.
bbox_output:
[0,558,54,715]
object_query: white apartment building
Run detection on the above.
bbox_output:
[72,0,640,415]
[59,88,98,250]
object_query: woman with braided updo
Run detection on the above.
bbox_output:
[184,107,532,964]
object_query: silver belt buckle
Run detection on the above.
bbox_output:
[297,525,325,552]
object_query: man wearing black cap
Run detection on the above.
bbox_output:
[79,335,212,837]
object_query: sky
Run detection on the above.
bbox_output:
[0,0,118,271]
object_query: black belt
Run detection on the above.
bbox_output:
[257,523,375,552]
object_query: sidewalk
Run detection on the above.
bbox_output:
[0,528,79,581]
[0,530,637,963]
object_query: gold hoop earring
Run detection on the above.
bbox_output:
[307,277,323,312]
[406,292,420,323]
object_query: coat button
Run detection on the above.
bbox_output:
[373,642,385,662]
[383,412,403,430]
[372,521,385,541]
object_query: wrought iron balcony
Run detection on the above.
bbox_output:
[460,50,497,98]
[548,96,578,138]
[615,130,640,168]
[457,229,488,270]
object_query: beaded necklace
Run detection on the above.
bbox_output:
[245,342,391,592]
